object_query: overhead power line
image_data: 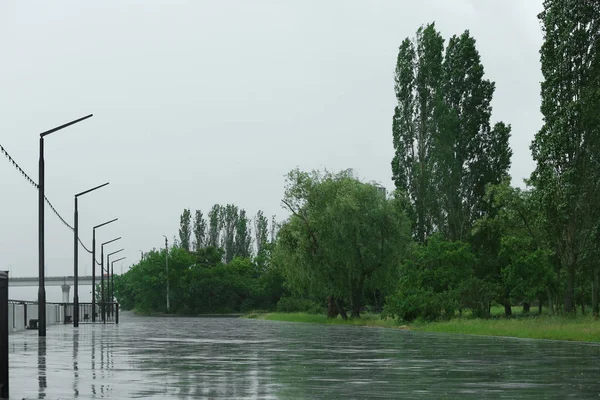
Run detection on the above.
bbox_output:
[1,142,101,264]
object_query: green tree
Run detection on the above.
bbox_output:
[179,209,192,251]
[384,235,477,321]
[530,0,600,313]
[391,23,444,242]
[436,31,512,241]
[277,169,409,318]
[254,210,269,255]
[392,24,511,243]
[221,204,239,263]
[270,215,279,243]
[193,210,207,251]
[473,180,556,316]
[234,209,252,258]
[207,204,222,248]
[115,246,195,313]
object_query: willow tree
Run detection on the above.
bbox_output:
[530,0,600,313]
[277,169,409,318]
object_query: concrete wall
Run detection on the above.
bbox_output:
[8,303,65,334]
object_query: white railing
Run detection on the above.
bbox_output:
[8,302,65,334]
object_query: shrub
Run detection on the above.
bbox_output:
[384,235,476,321]
[277,297,323,314]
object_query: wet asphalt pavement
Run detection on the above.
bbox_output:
[8,312,600,399]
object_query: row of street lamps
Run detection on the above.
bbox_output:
[37,114,126,336]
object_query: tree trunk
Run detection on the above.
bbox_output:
[538,301,542,315]
[565,252,576,314]
[523,302,530,313]
[592,270,599,318]
[504,302,512,317]
[336,298,348,320]
[350,275,366,319]
[547,288,554,315]
[327,296,339,319]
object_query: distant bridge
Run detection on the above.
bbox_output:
[8,276,104,287]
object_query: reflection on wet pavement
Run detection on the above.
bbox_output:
[8,312,600,399]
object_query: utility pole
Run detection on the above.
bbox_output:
[163,235,169,312]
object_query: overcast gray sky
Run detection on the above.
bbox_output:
[1,0,543,300]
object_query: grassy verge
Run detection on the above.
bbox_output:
[412,316,600,342]
[246,312,600,342]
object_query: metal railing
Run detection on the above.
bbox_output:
[64,302,119,324]
[1,271,8,399]
[7,300,119,332]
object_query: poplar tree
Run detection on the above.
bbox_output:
[530,0,600,313]
[179,209,192,251]
[193,210,207,251]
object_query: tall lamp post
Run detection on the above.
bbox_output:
[106,249,124,319]
[111,257,126,315]
[73,182,109,328]
[38,114,93,337]
[163,235,169,313]
[101,238,121,323]
[92,218,118,322]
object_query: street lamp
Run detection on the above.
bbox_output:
[101,237,121,322]
[106,249,124,319]
[163,235,170,313]
[73,182,109,328]
[38,114,93,337]
[111,257,126,315]
[92,218,118,322]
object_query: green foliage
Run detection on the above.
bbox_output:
[384,235,476,321]
[277,169,410,318]
[207,204,222,248]
[499,236,554,302]
[234,209,252,259]
[391,23,443,242]
[254,210,269,255]
[179,209,192,252]
[193,210,207,251]
[276,297,324,314]
[530,0,600,312]
[391,23,511,243]
[115,244,284,314]
[221,204,239,263]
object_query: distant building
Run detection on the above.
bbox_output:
[373,184,387,197]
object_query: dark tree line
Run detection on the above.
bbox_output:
[179,205,277,263]
[115,205,282,314]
